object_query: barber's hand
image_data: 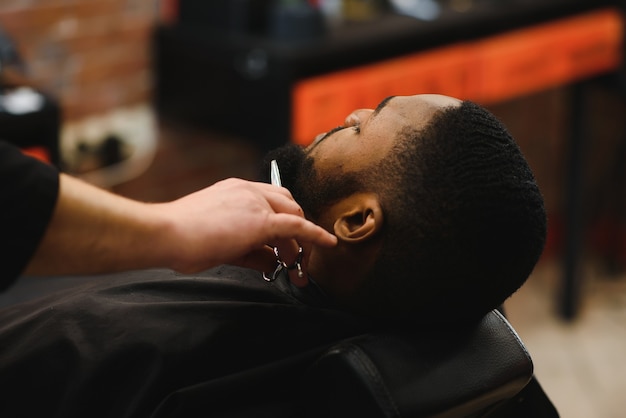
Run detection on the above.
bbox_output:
[154,178,336,276]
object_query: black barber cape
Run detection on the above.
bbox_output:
[0,266,375,418]
[0,140,59,289]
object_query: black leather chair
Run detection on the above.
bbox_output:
[301,310,559,418]
[1,275,559,417]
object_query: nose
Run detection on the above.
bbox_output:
[345,109,374,127]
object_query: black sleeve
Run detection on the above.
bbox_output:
[0,140,59,290]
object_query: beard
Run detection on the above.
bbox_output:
[259,143,308,195]
[259,144,363,221]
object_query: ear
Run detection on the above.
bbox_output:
[332,193,384,243]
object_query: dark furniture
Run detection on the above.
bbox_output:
[302,309,558,417]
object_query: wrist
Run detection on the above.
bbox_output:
[147,202,212,274]
[142,202,182,271]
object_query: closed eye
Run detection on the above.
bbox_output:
[324,124,360,137]
[310,124,360,152]
[325,125,346,137]
[312,125,346,146]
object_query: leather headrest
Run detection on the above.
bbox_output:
[300,310,533,418]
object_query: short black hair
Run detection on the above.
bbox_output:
[349,101,547,326]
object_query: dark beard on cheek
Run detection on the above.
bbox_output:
[260,144,364,220]
[259,144,325,219]
[259,144,308,193]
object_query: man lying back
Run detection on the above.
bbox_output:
[0,95,546,418]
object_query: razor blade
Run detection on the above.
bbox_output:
[270,159,282,188]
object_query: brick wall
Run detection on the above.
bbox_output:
[0,0,161,121]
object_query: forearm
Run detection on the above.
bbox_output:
[24,174,172,276]
[23,175,336,279]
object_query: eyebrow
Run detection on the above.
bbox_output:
[372,95,396,118]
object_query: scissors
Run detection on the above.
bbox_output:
[263,160,304,282]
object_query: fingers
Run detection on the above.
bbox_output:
[267,213,336,248]
[261,186,306,218]
[214,179,304,218]
[244,181,336,246]
[226,179,335,246]
[200,179,335,285]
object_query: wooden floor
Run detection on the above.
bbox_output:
[506,260,626,418]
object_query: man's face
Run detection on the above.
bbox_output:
[304,94,462,177]
[261,94,462,296]
[262,94,462,221]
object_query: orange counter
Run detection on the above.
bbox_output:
[292,8,623,145]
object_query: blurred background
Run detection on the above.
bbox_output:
[1,1,626,416]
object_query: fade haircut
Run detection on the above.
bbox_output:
[348,101,547,326]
